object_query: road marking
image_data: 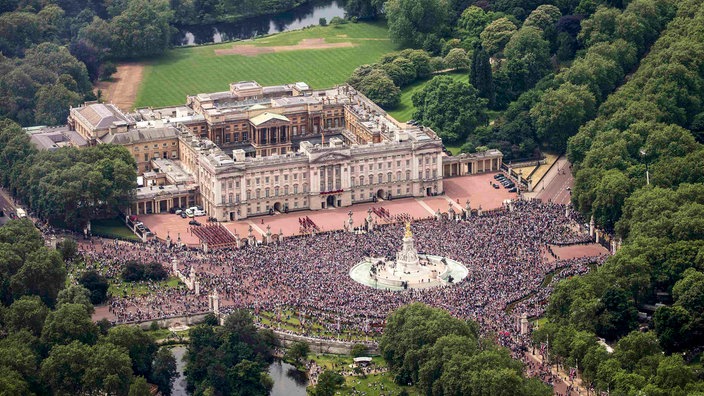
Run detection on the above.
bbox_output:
[247,221,266,236]
[416,199,437,216]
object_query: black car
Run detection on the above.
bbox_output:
[180,212,188,218]
[492,183,500,189]
[508,187,517,193]
[169,206,182,214]
[493,174,503,179]
[189,220,201,226]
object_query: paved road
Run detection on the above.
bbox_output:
[534,156,574,205]
[0,188,17,226]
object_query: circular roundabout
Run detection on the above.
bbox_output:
[349,223,469,290]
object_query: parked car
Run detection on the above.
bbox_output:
[508,187,517,193]
[189,220,201,226]
[180,212,188,218]
[194,209,206,217]
[492,184,500,189]
[169,206,181,214]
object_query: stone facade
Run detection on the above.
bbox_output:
[64,81,503,220]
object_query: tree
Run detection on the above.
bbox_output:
[502,26,552,94]
[57,284,94,313]
[314,370,344,396]
[0,369,31,395]
[285,341,310,366]
[10,248,66,307]
[380,303,478,384]
[470,45,495,108]
[41,341,92,395]
[83,342,133,395]
[34,83,83,126]
[79,270,110,304]
[443,48,469,70]
[128,376,151,396]
[41,303,99,347]
[480,17,517,56]
[104,325,158,377]
[109,0,173,59]
[385,0,451,50]
[654,306,691,353]
[344,0,384,19]
[412,75,487,144]
[530,83,596,153]
[350,343,368,358]
[578,6,621,47]
[151,347,177,396]
[318,17,327,26]
[595,287,638,341]
[57,238,78,262]
[456,6,499,43]
[358,69,401,109]
[613,331,661,371]
[4,295,49,337]
[523,4,562,32]
[185,309,274,395]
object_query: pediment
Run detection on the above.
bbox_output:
[414,142,442,152]
[311,152,352,164]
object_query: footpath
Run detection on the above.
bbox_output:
[525,351,590,396]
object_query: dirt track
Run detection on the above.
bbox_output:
[93,63,144,112]
[214,38,356,56]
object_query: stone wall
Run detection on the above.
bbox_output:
[273,330,379,355]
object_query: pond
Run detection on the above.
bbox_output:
[174,0,346,46]
[169,346,308,395]
[170,345,189,396]
[268,360,309,396]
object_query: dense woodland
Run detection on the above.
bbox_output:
[0,119,136,229]
[0,220,177,395]
[379,303,552,396]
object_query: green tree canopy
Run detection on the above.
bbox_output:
[411,75,488,144]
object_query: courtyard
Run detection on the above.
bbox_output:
[139,173,518,246]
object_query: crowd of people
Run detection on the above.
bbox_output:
[77,200,606,359]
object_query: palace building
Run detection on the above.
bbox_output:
[62,81,503,221]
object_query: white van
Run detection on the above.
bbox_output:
[194,209,206,217]
[15,208,26,218]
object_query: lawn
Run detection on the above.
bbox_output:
[92,218,140,241]
[109,276,182,298]
[309,354,419,395]
[135,22,397,107]
[387,71,469,123]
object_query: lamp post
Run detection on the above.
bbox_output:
[640,148,650,186]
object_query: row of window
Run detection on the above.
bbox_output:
[132,141,177,151]
[351,186,410,200]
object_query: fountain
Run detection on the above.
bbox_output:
[349,223,469,291]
